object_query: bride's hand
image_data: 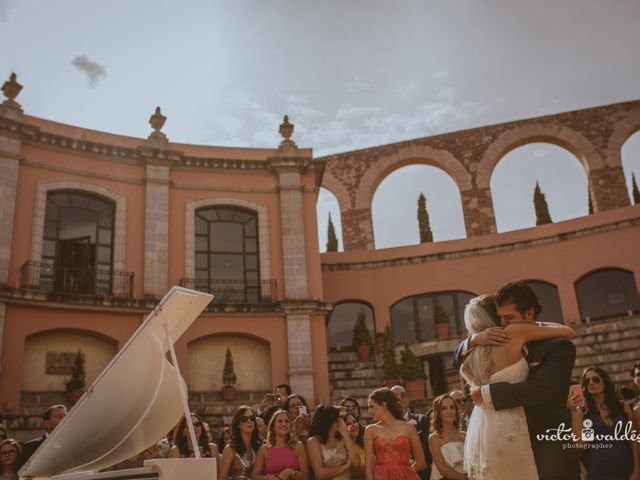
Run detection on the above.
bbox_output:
[470,386,483,405]
[470,327,511,348]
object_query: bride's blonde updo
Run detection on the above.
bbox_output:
[460,295,501,385]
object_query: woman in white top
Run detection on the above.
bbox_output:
[428,394,466,480]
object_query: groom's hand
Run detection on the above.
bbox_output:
[470,386,483,405]
[469,327,511,348]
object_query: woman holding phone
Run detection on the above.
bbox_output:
[568,366,638,480]
[284,395,310,443]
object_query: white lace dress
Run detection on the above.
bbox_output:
[463,358,539,480]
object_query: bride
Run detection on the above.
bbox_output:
[460,295,575,480]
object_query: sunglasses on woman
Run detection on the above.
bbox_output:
[0,450,18,457]
[240,415,255,423]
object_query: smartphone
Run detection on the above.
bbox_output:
[570,384,584,408]
[299,405,307,416]
[267,393,281,401]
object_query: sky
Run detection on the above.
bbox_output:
[1,0,639,251]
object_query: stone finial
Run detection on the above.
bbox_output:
[279,115,294,141]
[278,115,298,155]
[1,72,24,112]
[147,106,168,146]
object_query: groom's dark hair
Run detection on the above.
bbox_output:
[495,281,542,319]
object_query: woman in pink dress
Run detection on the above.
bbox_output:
[253,410,308,480]
[364,388,426,480]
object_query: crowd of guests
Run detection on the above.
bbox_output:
[2,364,640,479]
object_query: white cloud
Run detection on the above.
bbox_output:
[347,75,371,93]
[436,87,456,101]
[432,67,449,80]
[71,55,107,88]
[395,82,418,99]
[0,0,16,21]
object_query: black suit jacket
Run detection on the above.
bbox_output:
[407,412,431,480]
[16,433,46,471]
[453,337,580,480]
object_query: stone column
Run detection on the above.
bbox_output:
[341,208,374,251]
[0,73,24,285]
[143,164,170,297]
[590,166,631,212]
[269,116,316,401]
[0,154,20,285]
[461,188,497,236]
[139,107,176,298]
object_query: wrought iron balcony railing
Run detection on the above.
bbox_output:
[20,261,134,298]
[179,278,277,305]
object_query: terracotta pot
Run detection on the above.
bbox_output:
[221,385,237,401]
[435,323,450,339]
[374,333,384,347]
[356,344,371,362]
[404,378,426,399]
[66,388,83,405]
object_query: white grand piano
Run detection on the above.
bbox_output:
[19,286,217,480]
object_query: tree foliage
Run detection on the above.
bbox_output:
[65,350,86,391]
[633,173,640,205]
[382,325,399,378]
[398,344,424,381]
[222,347,237,386]
[533,182,553,225]
[433,298,449,325]
[352,308,373,346]
[417,193,433,243]
[326,213,338,252]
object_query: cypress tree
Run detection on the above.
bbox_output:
[632,173,640,205]
[326,213,338,252]
[417,193,433,243]
[222,347,237,386]
[588,190,594,215]
[533,182,552,225]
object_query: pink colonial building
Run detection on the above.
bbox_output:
[0,72,639,418]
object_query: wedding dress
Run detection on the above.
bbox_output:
[463,357,539,480]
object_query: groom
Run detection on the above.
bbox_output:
[452,281,580,480]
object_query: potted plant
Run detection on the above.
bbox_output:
[381,325,401,387]
[64,350,86,405]
[434,298,450,339]
[352,308,373,361]
[221,347,238,401]
[374,331,385,348]
[398,344,425,399]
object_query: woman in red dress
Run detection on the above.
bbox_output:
[364,388,426,480]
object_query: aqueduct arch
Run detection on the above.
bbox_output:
[321,100,639,251]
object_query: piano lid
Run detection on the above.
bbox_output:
[19,286,213,478]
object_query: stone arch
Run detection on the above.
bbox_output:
[184,196,270,281]
[355,145,472,210]
[22,328,118,393]
[321,171,351,212]
[477,124,604,191]
[606,105,640,164]
[31,179,127,271]
[186,333,272,391]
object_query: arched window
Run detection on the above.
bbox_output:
[40,191,115,295]
[193,206,261,304]
[575,269,640,321]
[390,291,475,343]
[525,280,564,323]
[327,302,375,349]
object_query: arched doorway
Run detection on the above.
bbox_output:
[327,302,375,350]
